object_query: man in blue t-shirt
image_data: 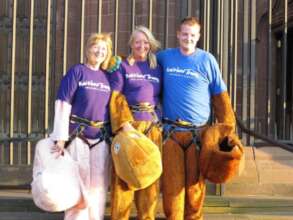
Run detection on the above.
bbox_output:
[157,17,236,220]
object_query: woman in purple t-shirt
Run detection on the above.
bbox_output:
[110,26,162,220]
[50,33,113,220]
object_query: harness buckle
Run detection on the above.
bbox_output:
[70,115,108,129]
[129,103,162,135]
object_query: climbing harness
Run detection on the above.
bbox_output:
[163,118,206,151]
[64,115,111,149]
[129,102,162,135]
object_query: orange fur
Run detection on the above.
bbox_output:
[212,91,236,130]
[111,121,162,220]
[199,123,244,183]
[110,91,134,133]
[163,132,205,220]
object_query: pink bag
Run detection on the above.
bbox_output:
[31,138,82,212]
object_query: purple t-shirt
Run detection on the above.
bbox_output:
[56,64,111,139]
[110,60,162,121]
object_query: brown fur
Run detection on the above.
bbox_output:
[111,121,162,220]
[162,92,238,219]
[111,128,162,190]
[110,91,134,133]
[199,123,244,183]
[163,131,205,220]
[212,91,236,130]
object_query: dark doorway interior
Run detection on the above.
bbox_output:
[275,29,293,139]
[288,30,293,138]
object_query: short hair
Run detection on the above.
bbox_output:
[180,16,201,30]
[128,25,161,69]
[85,33,113,70]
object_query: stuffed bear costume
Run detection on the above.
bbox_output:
[157,47,244,220]
[109,57,162,220]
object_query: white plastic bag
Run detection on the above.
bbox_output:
[31,138,82,212]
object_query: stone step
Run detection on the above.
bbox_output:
[0,212,293,220]
[0,212,63,220]
[223,183,293,197]
[224,146,293,197]
[0,192,293,217]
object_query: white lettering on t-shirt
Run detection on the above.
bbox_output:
[166,67,200,78]
[78,80,110,92]
[125,73,159,83]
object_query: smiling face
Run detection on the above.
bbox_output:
[86,40,108,67]
[130,31,150,61]
[177,23,200,55]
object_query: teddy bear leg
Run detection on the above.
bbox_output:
[135,180,160,220]
[162,136,186,220]
[134,122,161,220]
[111,169,135,220]
[185,143,206,220]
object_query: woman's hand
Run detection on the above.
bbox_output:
[51,140,65,158]
[72,196,87,209]
[121,122,135,132]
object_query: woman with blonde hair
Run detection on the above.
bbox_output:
[50,33,113,220]
[110,25,162,220]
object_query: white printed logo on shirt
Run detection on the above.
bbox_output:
[166,67,200,79]
[125,73,160,83]
[78,81,110,92]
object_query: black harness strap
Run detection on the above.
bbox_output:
[129,103,162,136]
[64,115,111,149]
[163,118,204,151]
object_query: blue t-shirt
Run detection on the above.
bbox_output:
[157,48,227,126]
[56,64,111,138]
[110,60,162,121]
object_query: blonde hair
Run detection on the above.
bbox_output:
[85,33,113,70]
[128,26,161,69]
